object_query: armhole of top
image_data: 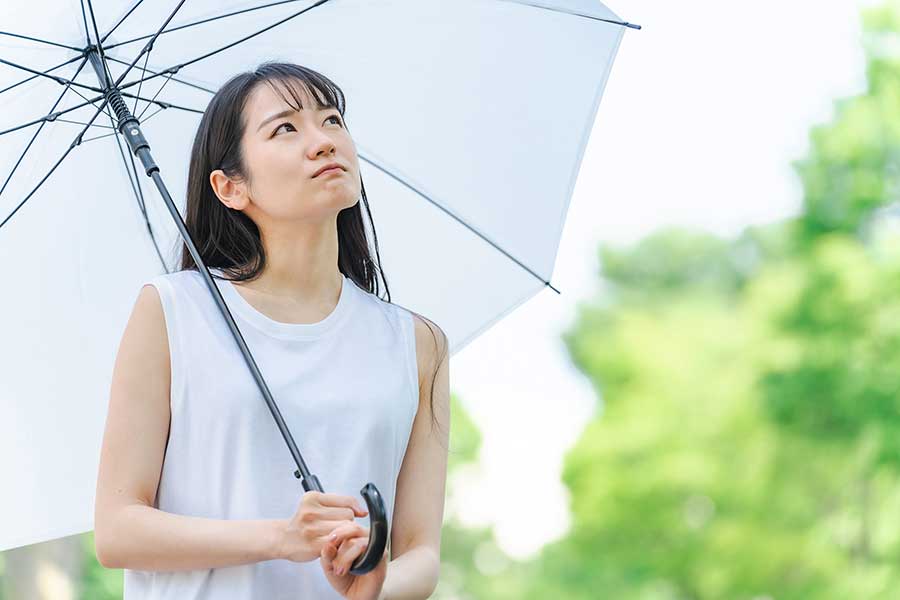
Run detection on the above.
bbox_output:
[401,308,421,421]
[144,276,182,418]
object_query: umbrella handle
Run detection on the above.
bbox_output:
[349,482,389,575]
[303,476,388,574]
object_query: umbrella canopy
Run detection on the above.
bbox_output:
[0,0,636,552]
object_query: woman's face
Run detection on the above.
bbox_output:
[220,79,361,224]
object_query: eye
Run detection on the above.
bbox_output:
[273,122,295,135]
[326,114,343,127]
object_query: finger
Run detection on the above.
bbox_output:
[321,538,337,559]
[320,504,368,522]
[322,524,357,554]
[334,537,367,576]
[320,538,337,572]
[326,522,368,546]
[315,493,367,515]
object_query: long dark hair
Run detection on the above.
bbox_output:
[180,61,447,437]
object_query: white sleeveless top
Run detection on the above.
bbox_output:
[123,268,419,599]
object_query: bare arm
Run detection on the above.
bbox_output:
[380,315,450,598]
[93,284,285,571]
[99,506,285,571]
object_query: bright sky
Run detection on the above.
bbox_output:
[449,0,874,564]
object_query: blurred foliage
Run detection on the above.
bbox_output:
[447,391,481,472]
[793,0,900,244]
[448,0,900,597]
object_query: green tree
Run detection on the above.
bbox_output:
[446,1,900,596]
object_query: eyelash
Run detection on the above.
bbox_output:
[273,115,343,135]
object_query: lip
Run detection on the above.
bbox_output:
[316,166,344,177]
[312,163,346,178]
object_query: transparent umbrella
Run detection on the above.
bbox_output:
[0,0,639,573]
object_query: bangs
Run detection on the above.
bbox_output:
[262,64,345,116]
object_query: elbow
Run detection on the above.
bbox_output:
[93,518,122,569]
[95,539,119,569]
[94,532,121,569]
[96,550,117,570]
[427,548,441,597]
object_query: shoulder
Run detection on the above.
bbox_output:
[367,290,448,386]
[144,269,196,291]
[410,312,448,389]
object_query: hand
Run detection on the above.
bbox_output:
[320,522,388,600]
[277,491,369,563]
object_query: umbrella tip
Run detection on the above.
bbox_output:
[624,22,642,30]
[547,281,561,295]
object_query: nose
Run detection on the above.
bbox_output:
[308,127,336,159]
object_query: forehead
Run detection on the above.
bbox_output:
[245,78,333,121]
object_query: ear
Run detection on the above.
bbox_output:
[209,169,249,211]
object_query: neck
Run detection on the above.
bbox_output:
[240,215,342,305]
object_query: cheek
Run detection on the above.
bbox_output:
[249,150,298,191]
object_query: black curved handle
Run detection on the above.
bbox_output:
[349,482,388,575]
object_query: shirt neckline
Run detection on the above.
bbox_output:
[207,268,356,340]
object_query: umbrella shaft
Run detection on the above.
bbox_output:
[86,48,319,488]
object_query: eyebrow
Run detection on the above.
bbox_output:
[256,107,335,132]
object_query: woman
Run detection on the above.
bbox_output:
[93,62,450,600]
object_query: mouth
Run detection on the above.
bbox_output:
[313,164,347,178]
[315,166,344,177]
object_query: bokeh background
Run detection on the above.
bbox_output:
[6,0,900,597]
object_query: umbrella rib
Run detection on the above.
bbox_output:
[100,104,142,210]
[0,54,86,97]
[0,91,202,139]
[57,76,113,115]
[0,53,92,202]
[0,31,83,52]
[101,100,171,274]
[84,0,117,88]
[138,106,167,124]
[103,54,216,95]
[1,1,200,140]
[122,93,204,115]
[0,57,104,94]
[0,98,108,231]
[104,0,188,94]
[79,0,92,47]
[102,0,311,53]
[80,131,121,144]
[53,118,115,130]
[0,0,190,231]
[99,0,148,45]
[358,151,561,295]
[0,95,103,137]
[496,1,642,29]
[137,71,175,121]
[132,48,153,115]
[114,0,335,95]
